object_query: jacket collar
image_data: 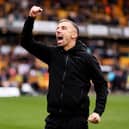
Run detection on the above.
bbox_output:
[57,40,87,54]
[66,40,87,53]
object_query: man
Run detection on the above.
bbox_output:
[21,6,108,129]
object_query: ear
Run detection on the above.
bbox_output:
[71,31,78,39]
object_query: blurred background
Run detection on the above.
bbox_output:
[0,0,129,97]
[0,1,129,129]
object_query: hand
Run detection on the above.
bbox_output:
[88,112,101,124]
[29,5,43,18]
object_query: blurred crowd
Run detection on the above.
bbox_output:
[0,0,129,95]
[0,0,129,26]
[0,38,129,95]
[0,42,49,95]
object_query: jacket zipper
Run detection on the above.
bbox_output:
[59,54,69,113]
[62,55,69,81]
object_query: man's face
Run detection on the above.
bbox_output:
[56,21,77,47]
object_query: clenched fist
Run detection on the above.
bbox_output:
[88,112,101,124]
[29,5,43,18]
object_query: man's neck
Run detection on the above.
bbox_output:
[64,40,76,51]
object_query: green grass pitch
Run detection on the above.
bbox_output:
[0,94,129,129]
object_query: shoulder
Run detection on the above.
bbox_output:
[83,50,100,67]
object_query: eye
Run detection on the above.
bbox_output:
[62,26,67,30]
[56,27,59,31]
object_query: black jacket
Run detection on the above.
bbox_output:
[21,17,108,117]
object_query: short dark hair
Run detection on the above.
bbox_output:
[58,19,79,37]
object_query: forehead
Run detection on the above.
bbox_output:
[57,21,75,28]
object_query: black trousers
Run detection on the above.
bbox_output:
[44,114,88,129]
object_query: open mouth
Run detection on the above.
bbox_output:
[57,36,63,44]
[57,36,63,41]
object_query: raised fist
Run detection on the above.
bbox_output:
[29,5,43,18]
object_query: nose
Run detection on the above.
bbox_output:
[56,28,61,32]
[56,26,63,32]
[56,29,61,35]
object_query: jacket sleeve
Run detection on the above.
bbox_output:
[20,16,53,65]
[87,55,108,116]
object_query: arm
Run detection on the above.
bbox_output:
[21,6,53,64]
[87,55,108,123]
